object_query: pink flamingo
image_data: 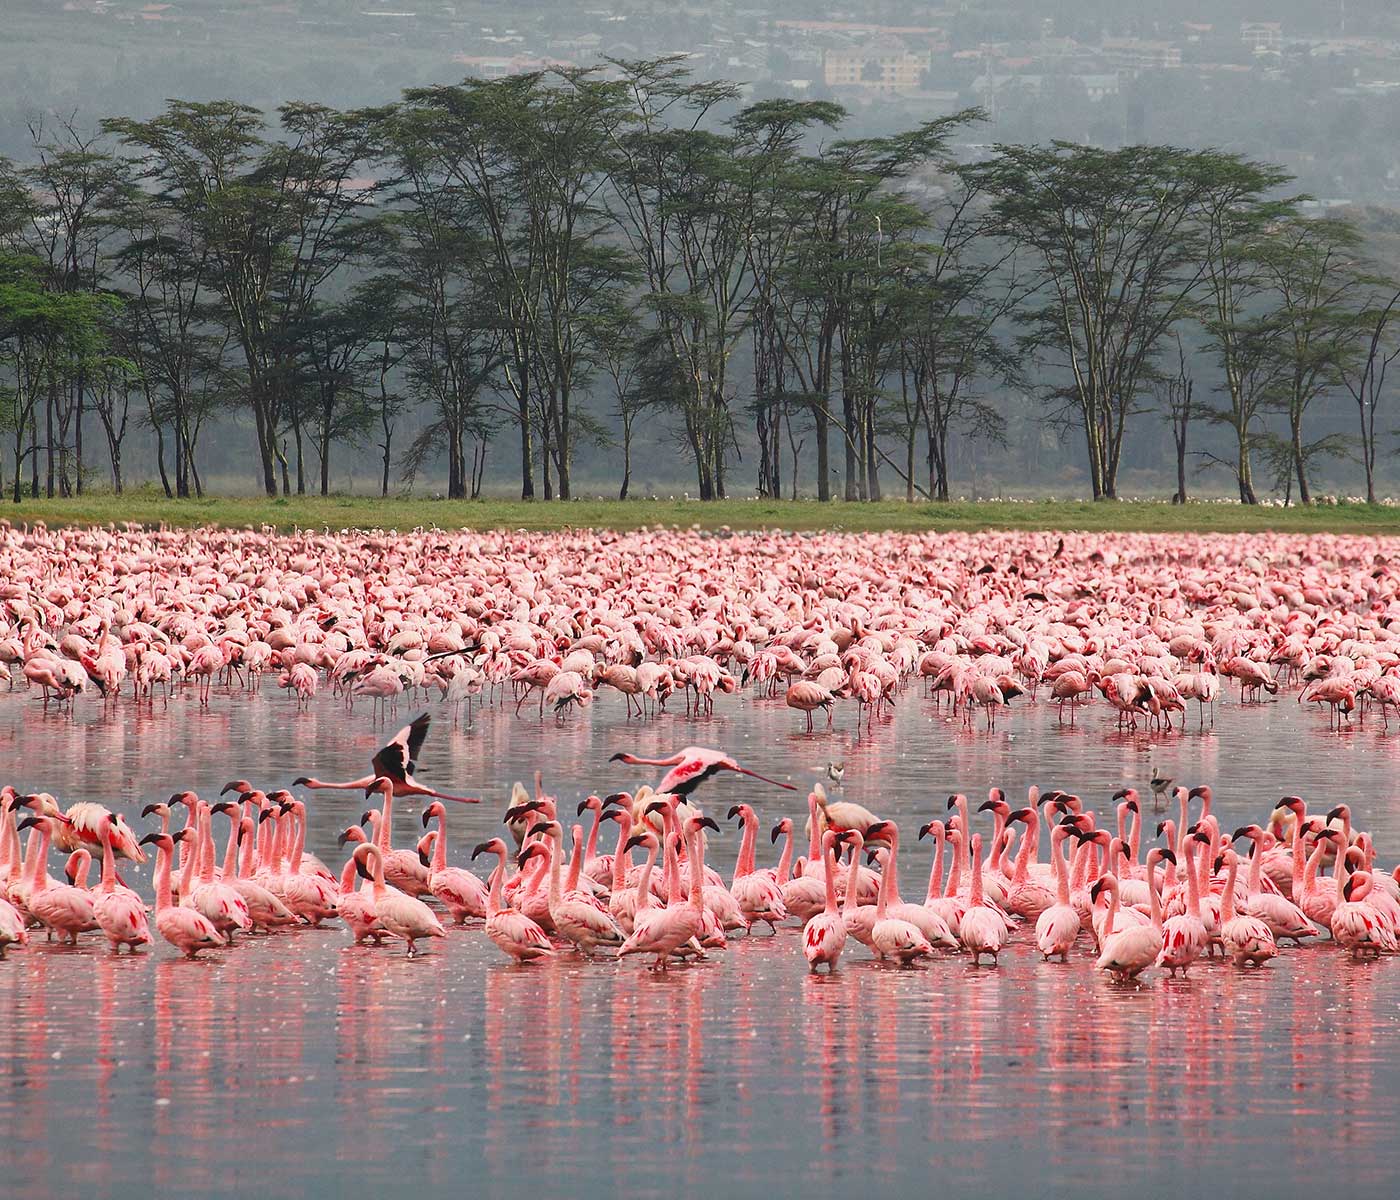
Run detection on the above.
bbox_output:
[1158,833,1208,976]
[1034,823,1080,961]
[1330,850,1397,958]
[522,819,624,953]
[17,815,98,942]
[726,804,789,932]
[352,842,445,956]
[618,815,715,969]
[868,846,933,964]
[92,817,152,952]
[959,833,1008,965]
[292,714,479,804]
[802,830,848,972]
[609,745,795,797]
[418,801,488,921]
[139,831,225,957]
[1094,847,1169,980]
[471,837,554,963]
[336,826,389,944]
[1217,848,1278,967]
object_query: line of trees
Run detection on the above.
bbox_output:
[2,61,1398,503]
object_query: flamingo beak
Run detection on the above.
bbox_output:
[770,823,782,844]
[1160,849,1177,866]
[727,806,742,820]
[698,817,720,834]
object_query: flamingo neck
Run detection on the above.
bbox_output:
[377,790,394,852]
[565,828,585,893]
[822,840,839,914]
[433,817,448,873]
[775,829,793,885]
[635,841,658,910]
[1221,858,1238,923]
[610,818,632,893]
[100,832,117,894]
[583,805,602,862]
[154,845,173,912]
[1051,831,1069,905]
[221,817,240,879]
[733,816,757,887]
[926,831,945,904]
[1184,844,1201,919]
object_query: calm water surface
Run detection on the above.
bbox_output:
[2,685,1398,1198]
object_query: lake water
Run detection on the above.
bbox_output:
[2,680,1397,1198]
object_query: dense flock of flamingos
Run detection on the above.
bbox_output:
[0,522,1398,981]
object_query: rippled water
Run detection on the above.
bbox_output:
[3,683,1399,1198]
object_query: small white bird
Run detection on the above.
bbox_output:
[823,761,845,788]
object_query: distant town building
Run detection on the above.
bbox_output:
[1241,22,1283,53]
[824,38,931,94]
[453,52,576,79]
[1101,38,1182,70]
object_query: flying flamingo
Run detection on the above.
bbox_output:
[609,746,795,798]
[291,713,480,804]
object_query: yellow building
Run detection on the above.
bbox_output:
[824,39,931,94]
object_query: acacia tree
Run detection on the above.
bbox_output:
[109,186,222,498]
[15,117,127,496]
[901,168,1021,501]
[1152,334,1195,503]
[394,72,627,500]
[764,111,981,500]
[1340,281,1400,504]
[979,143,1226,499]
[105,100,381,495]
[1260,215,1361,503]
[602,61,844,499]
[1193,156,1297,503]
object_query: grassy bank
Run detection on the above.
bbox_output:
[5,493,1400,535]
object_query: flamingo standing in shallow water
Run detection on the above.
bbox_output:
[351,842,445,957]
[140,831,225,957]
[802,830,848,972]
